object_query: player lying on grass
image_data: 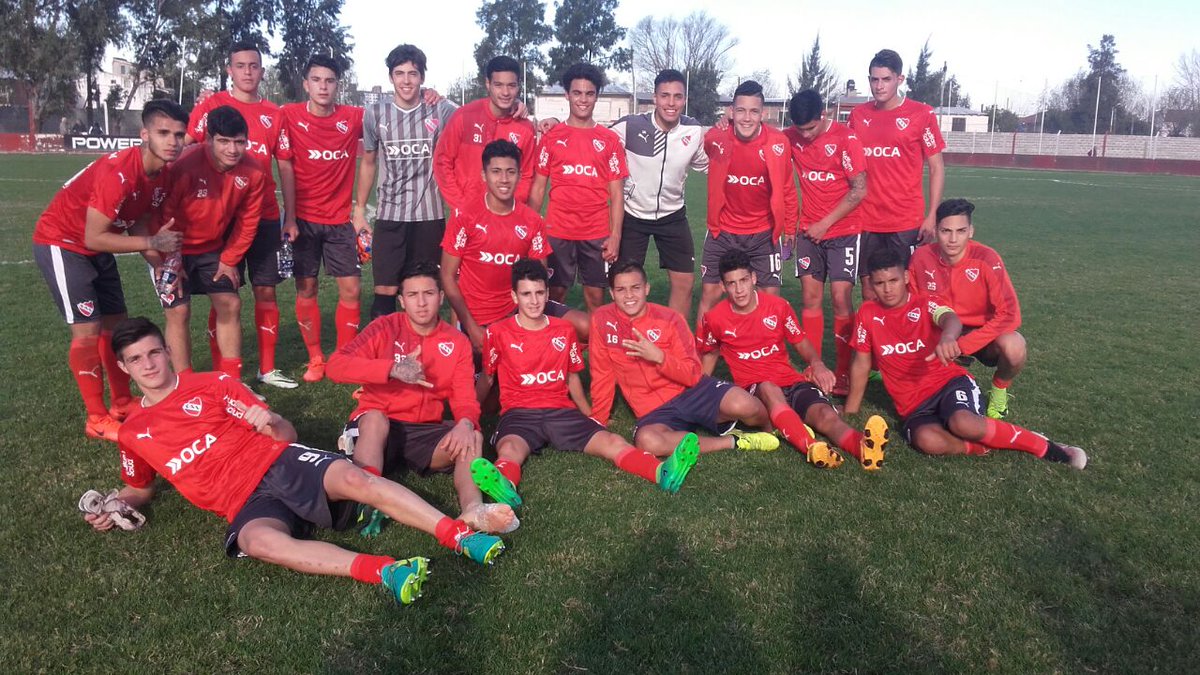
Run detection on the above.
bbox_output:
[589,260,780,456]
[845,249,1087,468]
[908,198,1024,419]
[468,260,700,509]
[698,251,887,469]
[81,317,508,606]
[327,263,516,537]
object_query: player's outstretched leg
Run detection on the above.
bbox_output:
[470,458,522,508]
[945,412,1087,470]
[985,332,1026,419]
[719,386,780,451]
[380,557,431,605]
[656,432,699,494]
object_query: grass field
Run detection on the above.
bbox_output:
[1,155,1198,673]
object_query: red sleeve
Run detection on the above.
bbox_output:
[448,335,481,425]
[958,257,1022,354]
[87,164,129,220]
[432,108,466,211]
[275,110,293,161]
[218,173,264,266]
[851,307,873,353]
[782,303,806,345]
[921,108,946,158]
[188,99,211,142]
[587,315,617,425]
[603,132,629,181]
[567,331,585,373]
[843,132,866,178]
[326,319,396,384]
[781,155,799,234]
[441,210,468,257]
[534,136,551,176]
[211,372,279,433]
[516,127,537,204]
[529,212,551,259]
[695,311,719,355]
[657,313,702,387]
[118,442,156,488]
[482,325,499,376]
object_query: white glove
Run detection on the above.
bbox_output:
[78,489,146,531]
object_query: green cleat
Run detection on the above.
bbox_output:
[727,428,781,452]
[986,387,1009,419]
[356,504,390,538]
[470,458,522,507]
[455,532,506,565]
[380,556,430,605]
[657,433,700,493]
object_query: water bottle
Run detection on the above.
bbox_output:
[277,236,294,279]
[157,252,182,296]
[357,229,373,264]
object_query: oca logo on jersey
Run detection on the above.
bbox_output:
[864,146,901,158]
[167,433,218,474]
[308,149,350,161]
[736,344,780,360]
[802,171,837,182]
[727,175,764,186]
[562,164,598,177]
[880,339,927,356]
[520,370,564,385]
[479,251,520,265]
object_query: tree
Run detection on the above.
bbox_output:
[1167,49,1200,110]
[904,39,968,109]
[787,34,839,104]
[473,0,552,91]
[0,0,79,140]
[66,0,128,127]
[1046,35,1138,134]
[547,0,630,86]
[274,0,353,102]
[983,105,1021,132]
[746,69,780,98]
[628,11,736,123]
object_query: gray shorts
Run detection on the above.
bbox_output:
[159,250,239,308]
[492,407,605,454]
[294,219,361,278]
[700,231,782,286]
[859,229,920,277]
[795,234,860,284]
[547,236,608,289]
[34,243,126,324]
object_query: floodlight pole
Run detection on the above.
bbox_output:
[1149,75,1158,159]
[1091,74,1102,155]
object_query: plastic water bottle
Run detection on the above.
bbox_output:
[357,229,373,264]
[157,252,182,295]
[277,236,294,279]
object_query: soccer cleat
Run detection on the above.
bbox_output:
[727,428,781,452]
[462,503,520,534]
[85,414,122,442]
[986,387,1010,419]
[302,358,326,383]
[454,532,506,565]
[831,373,850,397]
[108,398,136,423]
[1048,443,1088,470]
[806,441,845,469]
[258,369,299,389]
[356,504,390,538]
[470,458,522,507]
[351,387,364,400]
[859,414,889,471]
[868,370,883,383]
[380,557,430,605]
[657,432,700,493]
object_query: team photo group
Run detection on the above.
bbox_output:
[34,39,1088,606]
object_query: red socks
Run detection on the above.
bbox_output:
[493,459,522,486]
[801,309,825,357]
[207,307,221,367]
[964,441,989,456]
[613,447,662,483]
[360,465,382,477]
[981,418,1048,457]
[98,330,131,405]
[992,375,1012,390]
[769,403,814,453]
[336,301,360,349]
[833,314,854,378]
[69,336,107,416]
[219,357,243,379]
[255,301,280,374]
[350,553,396,584]
[295,296,323,361]
[434,517,473,550]
[835,427,863,460]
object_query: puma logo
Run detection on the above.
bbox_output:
[259,324,277,335]
[136,428,153,440]
[297,121,310,132]
[77,366,102,378]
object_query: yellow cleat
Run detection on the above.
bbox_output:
[806,441,844,469]
[859,415,889,471]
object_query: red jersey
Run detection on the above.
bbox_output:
[908,241,1021,355]
[848,97,945,233]
[441,197,551,326]
[276,103,364,225]
[484,315,584,414]
[696,292,808,389]
[32,147,170,256]
[703,125,798,238]
[589,302,702,424]
[782,122,866,238]
[433,98,537,212]
[534,123,628,240]
[116,371,289,521]
[326,313,480,426]
[154,145,265,265]
[851,293,967,417]
[188,91,282,220]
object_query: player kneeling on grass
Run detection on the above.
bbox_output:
[81,318,508,607]
[845,249,1086,468]
[590,260,779,456]
[326,262,516,537]
[470,260,700,508]
[698,251,887,470]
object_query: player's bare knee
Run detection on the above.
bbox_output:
[999,332,1027,368]
[947,411,985,440]
[912,428,953,456]
[237,523,287,562]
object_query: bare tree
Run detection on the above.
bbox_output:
[747,69,780,98]
[1167,49,1200,109]
[787,34,840,104]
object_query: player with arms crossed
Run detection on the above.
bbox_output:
[845,249,1086,468]
[908,199,1023,419]
[590,260,779,456]
[849,49,946,300]
[154,106,265,379]
[82,318,508,606]
[699,80,797,321]
[277,54,365,382]
[784,89,869,395]
[468,260,701,509]
[529,63,628,313]
[187,41,296,389]
[326,263,516,537]
[32,100,187,441]
[698,251,888,469]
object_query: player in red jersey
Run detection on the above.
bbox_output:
[326,263,516,537]
[783,89,869,395]
[32,100,188,442]
[698,251,888,470]
[848,49,946,301]
[276,54,366,382]
[434,55,537,215]
[80,318,508,605]
[590,261,779,456]
[909,199,1024,419]
[529,62,628,313]
[699,80,798,322]
[187,41,297,390]
[154,106,265,379]
[467,260,700,508]
[845,249,1086,468]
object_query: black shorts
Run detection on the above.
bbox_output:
[346,416,454,476]
[795,234,860,284]
[749,381,832,418]
[33,243,126,324]
[960,327,1004,368]
[159,251,239,309]
[294,219,361,278]
[547,236,608,289]
[634,375,734,436]
[241,217,284,287]
[373,218,446,287]
[619,208,695,274]
[492,407,605,454]
[859,229,920,277]
[901,375,983,444]
[700,230,782,287]
[224,444,357,558]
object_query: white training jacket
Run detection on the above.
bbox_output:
[610,112,709,221]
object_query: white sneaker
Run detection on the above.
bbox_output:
[258,369,299,389]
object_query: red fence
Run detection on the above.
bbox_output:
[944,152,1200,177]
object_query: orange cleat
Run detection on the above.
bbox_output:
[302,358,326,383]
[108,398,137,423]
[85,414,122,442]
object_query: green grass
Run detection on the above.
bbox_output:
[2,157,1198,672]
